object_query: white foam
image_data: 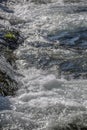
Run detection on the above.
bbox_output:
[0,0,87,129]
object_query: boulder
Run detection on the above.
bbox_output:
[0,28,23,96]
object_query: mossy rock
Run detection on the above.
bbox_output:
[0,28,23,96]
[4,31,18,42]
[0,28,24,97]
[0,29,23,50]
[4,32,16,40]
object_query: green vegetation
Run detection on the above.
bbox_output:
[4,32,16,40]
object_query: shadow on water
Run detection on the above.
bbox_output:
[50,5,87,14]
[47,27,87,79]
[64,0,87,4]
[0,96,11,111]
[0,3,14,13]
[26,27,87,79]
[30,0,52,4]
[47,27,87,49]
[72,6,87,13]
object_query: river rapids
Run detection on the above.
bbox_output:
[0,0,87,130]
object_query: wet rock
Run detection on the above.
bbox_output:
[0,48,17,65]
[0,29,22,64]
[9,16,25,25]
[0,28,23,96]
[0,29,23,50]
[0,56,17,96]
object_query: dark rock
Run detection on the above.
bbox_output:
[9,17,25,25]
[0,56,17,96]
[0,29,23,50]
[0,28,23,96]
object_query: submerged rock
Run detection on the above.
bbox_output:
[9,16,26,25]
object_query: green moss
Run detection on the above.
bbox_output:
[4,32,16,40]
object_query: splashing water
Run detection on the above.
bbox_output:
[0,0,87,130]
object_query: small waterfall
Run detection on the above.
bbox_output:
[0,0,87,129]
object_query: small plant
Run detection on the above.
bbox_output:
[4,32,16,39]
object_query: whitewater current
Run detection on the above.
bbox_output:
[0,0,87,130]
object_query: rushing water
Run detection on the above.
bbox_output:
[0,0,87,129]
